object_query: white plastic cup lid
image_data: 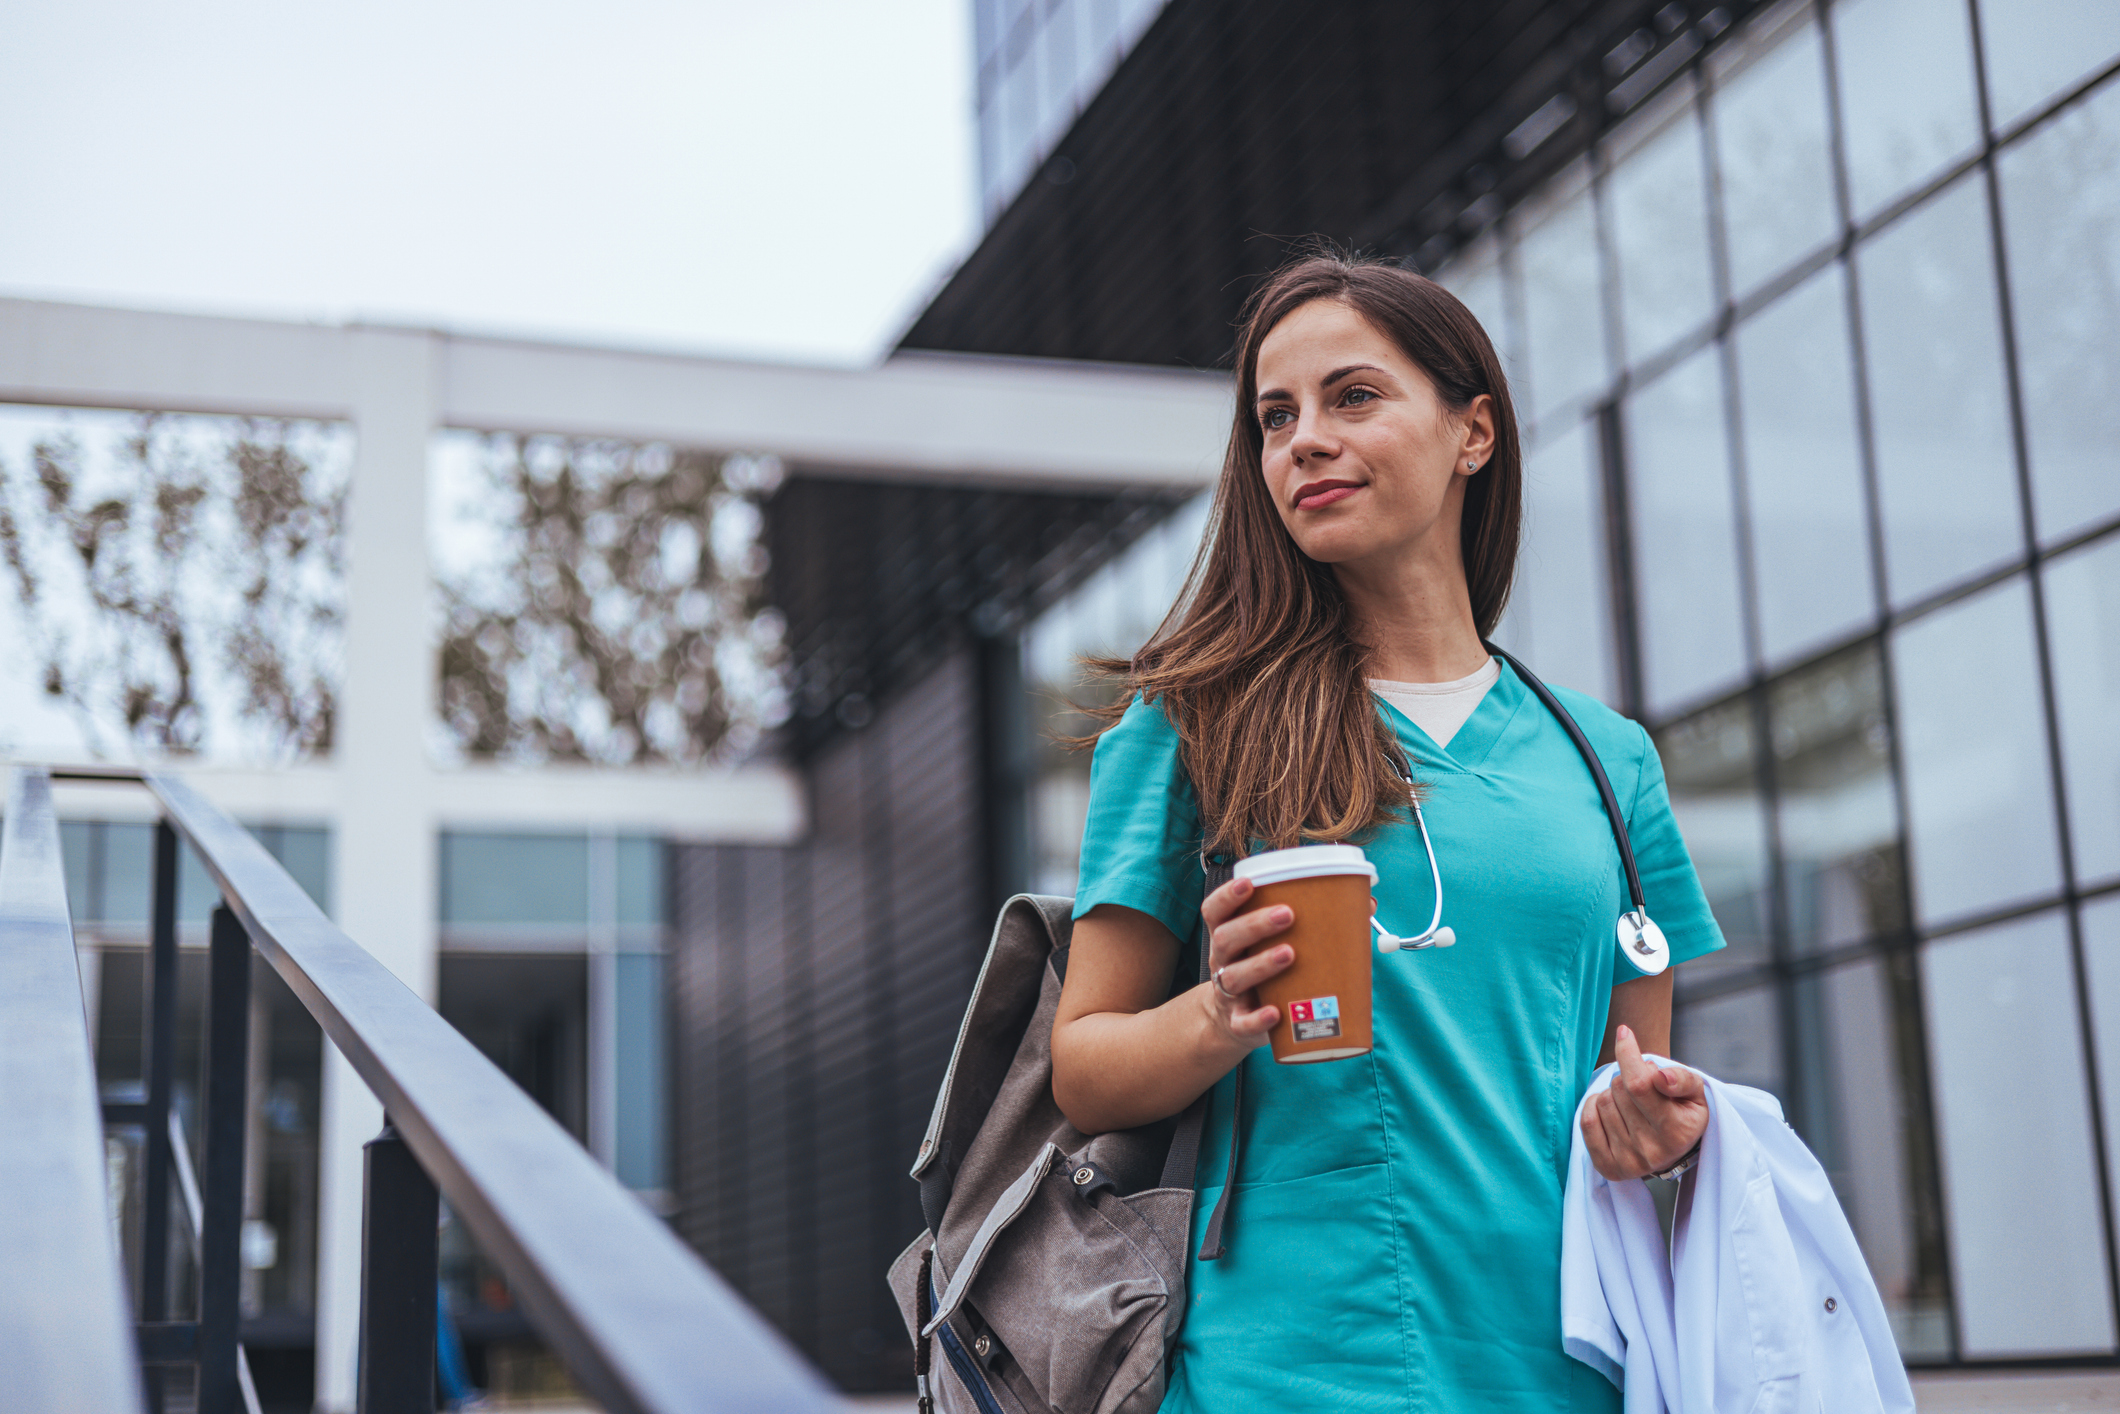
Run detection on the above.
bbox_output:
[1233,843,1377,888]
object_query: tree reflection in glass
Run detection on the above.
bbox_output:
[1675,984,1782,1093]
[1787,955,1952,1358]
[1605,83,1716,364]
[1998,74,2120,546]
[1515,168,1610,426]
[1655,695,1772,980]
[1855,177,2022,605]
[1709,9,1839,297]
[1830,0,1981,218]
[1769,644,1906,954]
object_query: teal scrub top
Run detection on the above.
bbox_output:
[1072,661,1725,1413]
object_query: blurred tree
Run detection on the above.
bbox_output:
[434,435,786,767]
[0,414,345,758]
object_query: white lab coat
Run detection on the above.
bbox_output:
[1561,1058,1916,1414]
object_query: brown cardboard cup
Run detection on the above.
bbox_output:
[1233,845,1376,1063]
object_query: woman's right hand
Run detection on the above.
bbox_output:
[1051,887,1296,1133]
[1198,875,1296,1051]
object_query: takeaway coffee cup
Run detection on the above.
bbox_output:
[1232,844,1376,1063]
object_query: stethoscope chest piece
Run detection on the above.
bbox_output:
[1617,910,1670,976]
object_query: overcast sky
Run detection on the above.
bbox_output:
[0,0,977,366]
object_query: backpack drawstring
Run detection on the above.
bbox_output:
[915,1246,935,1413]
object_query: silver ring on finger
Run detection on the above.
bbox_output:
[1212,966,1239,1001]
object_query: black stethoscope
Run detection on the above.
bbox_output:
[1368,642,1670,975]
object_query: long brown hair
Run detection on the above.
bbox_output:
[1079,253,1523,856]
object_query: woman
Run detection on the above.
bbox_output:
[1050,254,1721,1412]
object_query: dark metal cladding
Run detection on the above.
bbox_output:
[0,767,148,1414]
[356,1123,439,1414]
[903,0,1769,369]
[142,818,180,1414]
[671,651,990,1392]
[764,474,1189,760]
[198,905,253,1414]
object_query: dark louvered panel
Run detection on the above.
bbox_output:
[764,475,1187,761]
[902,0,1772,368]
[668,649,993,1394]
[668,847,724,1266]
[806,717,887,1388]
[736,846,796,1335]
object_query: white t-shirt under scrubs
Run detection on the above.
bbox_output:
[1370,655,1501,749]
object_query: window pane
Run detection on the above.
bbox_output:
[1857,177,2023,605]
[2083,893,2120,1255]
[1656,697,1773,975]
[1832,0,1983,217]
[1441,238,1515,384]
[1675,983,1781,1093]
[1923,910,2116,1355]
[440,831,589,927]
[1517,173,1610,424]
[1736,266,1875,663]
[1893,576,2061,925]
[179,836,220,926]
[438,953,589,1140]
[1627,348,1748,713]
[1035,4,1075,139]
[1500,418,1617,705]
[614,950,667,1192]
[1976,0,2120,129]
[1770,645,1905,953]
[2045,533,2120,887]
[255,824,332,916]
[102,822,154,925]
[974,0,1005,67]
[1998,74,2120,544]
[1788,955,1950,1357]
[616,835,665,928]
[1711,9,1840,295]
[277,827,331,914]
[1606,90,1717,362]
[60,821,91,923]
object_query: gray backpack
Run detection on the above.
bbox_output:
[887,878,1239,1414]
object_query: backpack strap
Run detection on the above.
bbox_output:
[1153,932,1213,1193]
[1161,855,1242,1261]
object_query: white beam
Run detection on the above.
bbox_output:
[0,296,1230,490]
[442,337,1229,488]
[0,298,351,421]
[314,326,442,1414]
[38,762,805,844]
[426,763,805,842]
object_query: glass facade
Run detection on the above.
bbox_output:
[436,830,669,1195]
[1465,0,2120,1362]
[432,828,672,1373]
[1021,0,2120,1370]
[1020,495,1209,895]
[972,0,1168,222]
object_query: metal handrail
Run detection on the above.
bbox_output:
[0,768,147,1414]
[166,1107,265,1414]
[137,771,840,1414]
[5,764,840,1414]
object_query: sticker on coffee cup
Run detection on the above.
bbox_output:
[1289,995,1341,1041]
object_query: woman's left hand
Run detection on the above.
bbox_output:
[1582,1024,1708,1181]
